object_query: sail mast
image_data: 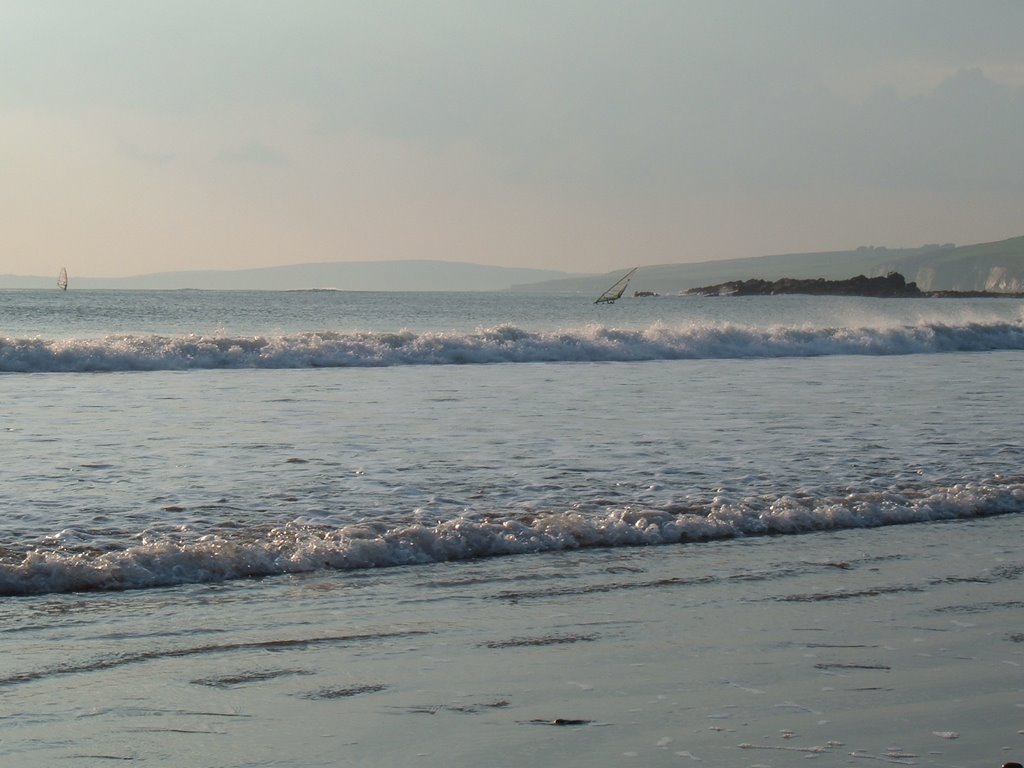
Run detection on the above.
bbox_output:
[594,267,637,304]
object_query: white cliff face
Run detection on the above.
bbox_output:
[985,266,1024,292]
[914,267,936,291]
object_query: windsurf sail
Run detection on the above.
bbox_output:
[594,267,637,304]
[57,267,68,291]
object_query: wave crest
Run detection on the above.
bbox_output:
[3,479,1021,595]
[3,320,1024,373]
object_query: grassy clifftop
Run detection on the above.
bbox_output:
[871,236,1024,291]
[514,235,1024,295]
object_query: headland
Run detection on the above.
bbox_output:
[685,271,1024,298]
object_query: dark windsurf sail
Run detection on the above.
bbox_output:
[594,267,637,304]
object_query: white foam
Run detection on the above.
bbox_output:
[2,319,1024,372]
[2,478,1021,595]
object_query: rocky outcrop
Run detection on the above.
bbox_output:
[686,272,1024,298]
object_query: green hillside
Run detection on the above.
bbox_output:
[6,236,1023,293]
[870,236,1024,291]
[514,236,1024,295]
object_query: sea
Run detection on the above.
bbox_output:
[2,288,1023,766]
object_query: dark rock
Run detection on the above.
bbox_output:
[686,272,1024,298]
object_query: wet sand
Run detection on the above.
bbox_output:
[1,514,1022,767]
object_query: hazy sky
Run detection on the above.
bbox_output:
[3,1,1024,277]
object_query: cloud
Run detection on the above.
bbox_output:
[2,2,1023,275]
[117,141,176,165]
[835,68,1024,190]
[215,142,288,165]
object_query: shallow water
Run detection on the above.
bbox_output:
[2,515,1021,766]
[3,291,1024,593]
[1,289,1022,765]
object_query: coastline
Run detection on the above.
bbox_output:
[685,272,1024,299]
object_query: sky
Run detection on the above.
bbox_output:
[2,1,1024,278]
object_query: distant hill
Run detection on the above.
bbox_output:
[6,236,1024,293]
[512,235,1024,295]
[866,236,1024,292]
[0,260,579,291]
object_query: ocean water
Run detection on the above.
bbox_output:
[2,289,1023,765]
[3,289,1024,595]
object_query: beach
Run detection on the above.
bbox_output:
[3,513,1021,767]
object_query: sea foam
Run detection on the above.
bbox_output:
[2,478,1021,595]
[3,320,1024,373]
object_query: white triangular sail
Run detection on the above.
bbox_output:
[57,267,68,291]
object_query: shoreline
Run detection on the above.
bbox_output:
[2,515,1021,766]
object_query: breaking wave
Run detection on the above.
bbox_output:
[2,478,1022,596]
[3,320,1024,373]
